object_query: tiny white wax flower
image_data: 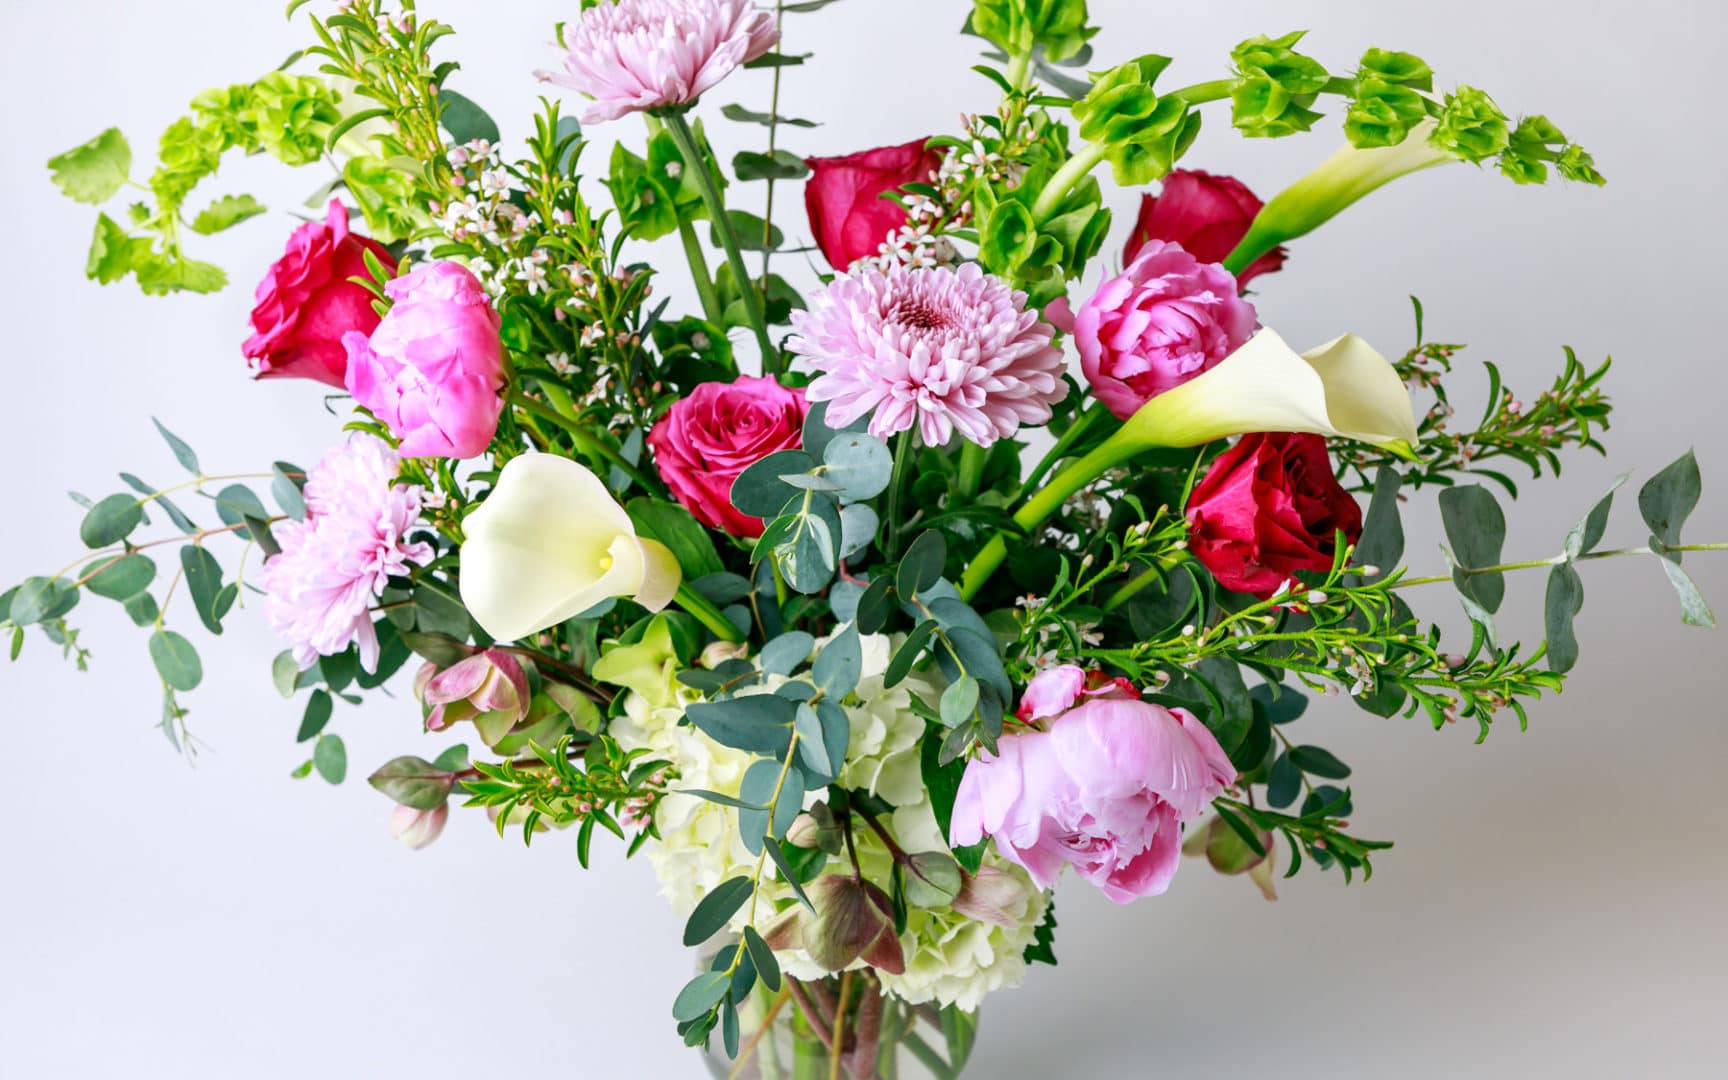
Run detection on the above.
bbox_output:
[458,454,681,641]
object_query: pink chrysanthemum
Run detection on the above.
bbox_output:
[535,0,779,125]
[789,263,1069,447]
[259,434,433,671]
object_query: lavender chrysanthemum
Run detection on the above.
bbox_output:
[259,434,433,671]
[789,263,1068,447]
[535,0,779,125]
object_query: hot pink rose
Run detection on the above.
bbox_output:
[647,375,809,537]
[1048,240,1258,421]
[950,665,1236,904]
[1123,170,1286,290]
[244,200,396,388]
[803,138,943,270]
[342,262,505,459]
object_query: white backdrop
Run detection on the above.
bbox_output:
[2,2,1725,1077]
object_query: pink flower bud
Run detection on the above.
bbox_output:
[389,803,448,850]
[951,865,1035,928]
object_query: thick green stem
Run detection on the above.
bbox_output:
[1017,403,1110,501]
[510,392,663,495]
[959,436,1131,601]
[1395,543,1728,589]
[955,442,988,500]
[676,215,725,326]
[662,111,780,375]
[1172,78,1234,106]
[1030,141,1107,220]
[674,581,745,643]
[1101,551,1190,613]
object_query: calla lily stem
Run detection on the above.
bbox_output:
[673,582,745,644]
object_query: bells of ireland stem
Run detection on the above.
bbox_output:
[458,454,681,642]
[1224,119,1451,278]
[959,327,1419,601]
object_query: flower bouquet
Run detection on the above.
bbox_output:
[11,0,1724,1076]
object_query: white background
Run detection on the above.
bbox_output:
[2,2,1725,1077]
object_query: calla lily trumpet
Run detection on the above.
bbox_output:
[458,454,681,642]
[1114,327,1420,455]
[959,327,1419,600]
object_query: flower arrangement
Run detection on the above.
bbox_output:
[11,0,1723,1075]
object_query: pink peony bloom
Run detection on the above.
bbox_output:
[535,0,779,125]
[259,433,433,671]
[244,200,397,388]
[343,261,505,460]
[1048,240,1258,421]
[789,263,1067,447]
[648,375,809,538]
[950,665,1236,903]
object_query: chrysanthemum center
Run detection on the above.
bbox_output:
[889,297,954,332]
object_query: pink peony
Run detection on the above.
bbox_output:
[950,665,1236,903]
[647,375,809,538]
[343,261,505,460]
[259,433,433,671]
[1048,240,1258,421]
[789,263,1067,447]
[244,200,397,388]
[535,0,779,125]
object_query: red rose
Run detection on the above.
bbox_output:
[647,375,809,538]
[243,200,397,388]
[1185,433,1362,597]
[1123,170,1286,289]
[803,139,943,270]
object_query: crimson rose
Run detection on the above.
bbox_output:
[1185,432,1362,597]
[647,375,809,537]
[803,138,943,270]
[1123,169,1286,290]
[244,200,396,388]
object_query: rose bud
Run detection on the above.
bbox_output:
[245,200,397,388]
[1123,170,1286,290]
[388,803,448,850]
[342,261,506,459]
[1186,432,1363,598]
[803,139,944,270]
[421,648,530,746]
[647,376,809,538]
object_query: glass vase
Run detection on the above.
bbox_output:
[703,971,978,1080]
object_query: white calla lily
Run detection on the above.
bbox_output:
[458,454,681,642]
[1117,327,1420,454]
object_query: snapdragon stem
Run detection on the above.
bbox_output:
[674,581,746,644]
[509,392,664,496]
[676,216,725,326]
[662,111,781,376]
[1394,543,1728,588]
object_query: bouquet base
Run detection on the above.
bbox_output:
[705,974,977,1080]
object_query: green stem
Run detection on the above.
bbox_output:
[1017,403,1109,501]
[899,1033,956,1080]
[662,111,780,376]
[959,436,1127,601]
[674,581,745,643]
[955,442,988,500]
[1172,78,1234,106]
[1395,543,1728,589]
[676,216,725,326]
[509,392,663,495]
[883,430,915,560]
[760,0,787,284]
[1101,551,1189,613]
[1030,141,1108,220]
